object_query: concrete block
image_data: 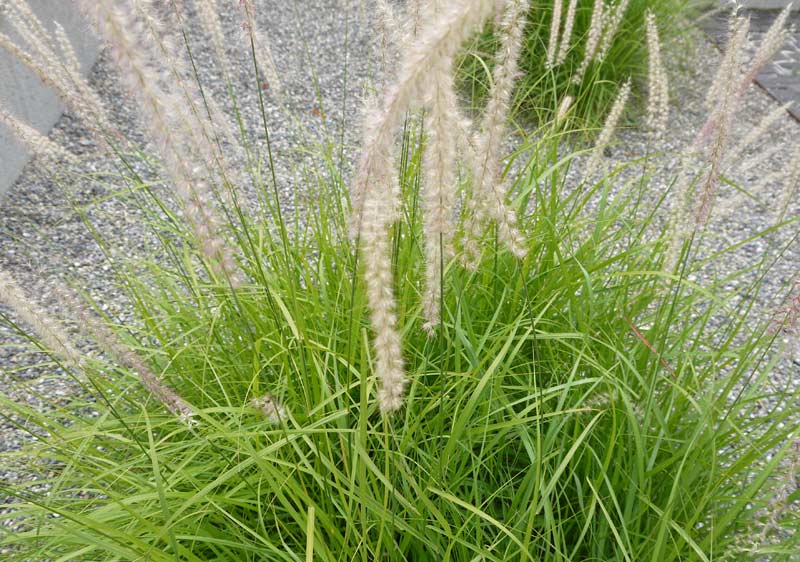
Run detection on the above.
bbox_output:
[739,0,800,10]
[0,1,99,198]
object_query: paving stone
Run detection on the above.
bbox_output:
[702,7,800,120]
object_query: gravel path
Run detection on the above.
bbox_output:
[0,0,798,543]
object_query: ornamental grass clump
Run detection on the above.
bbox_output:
[0,1,798,560]
[459,0,692,128]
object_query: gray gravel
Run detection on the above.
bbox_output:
[0,0,798,550]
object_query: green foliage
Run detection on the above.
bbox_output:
[459,0,693,128]
[0,122,797,560]
[0,2,797,560]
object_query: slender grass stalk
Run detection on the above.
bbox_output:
[77,0,241,282]
[0,271,85,372]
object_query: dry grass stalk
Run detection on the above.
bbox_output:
[700,9,789,147]
[725,102,792,169]
[238,0,283,102]
[735,5,792,99]
[690,47,742,228]
[705,14,749,111]
[375,0,403,46]
[421,59,461,333]
[196,0,230,72]
[251,394,288,424]
[53,22,82,74]
[59,288,197,424]
[2,269,195,422]
[736,143,783,176]
[6,0,58,58]
[689,9,790,228]
[573,0,605,83]
[691,23,745,154]
[574,0,630,84]
[555,94,574,123]
[598,0,630,60]
[0,2,112,142]
[374,0,403,72]
[133,0,242,160]
[0,270,85,373]
[664,12,788,271]
[775,144,800,224]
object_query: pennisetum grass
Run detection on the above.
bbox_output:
[0,1,797,560]
[0,0,112,142]
[351,0,514,412]
[461,0,694,130]
[572,0,607,84]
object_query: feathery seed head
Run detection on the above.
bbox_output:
[645,11,668,139]
[53,22,82,74]
[51,285,197,424]
[251,394,288,424]
[775,142,800,224]
[555,95,574,123]
[375,0,403,55]
[461,0,529,267]
[598,0,630,61]
[0,3,112,141]
[684,9,783,229]
[583,79,630,183]
[705,15,750,112]
[574,0,605,83]
[238,0,283,101]
[545,0,563,69]
[735,4,791,100]
[0,270,85,372]
[555,0,578,66]
[421,61,461,331]
[354,0,505,412]
[0,107,78,164]
[726,102,793,170]
[78,0,242,283]
[196,0,230,73]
